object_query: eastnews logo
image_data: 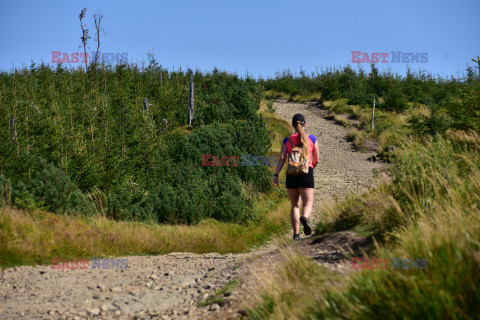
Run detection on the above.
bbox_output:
[51,51,128,64]
[351,51,428,64]
[51,257,128,269]
[352,257,429,270]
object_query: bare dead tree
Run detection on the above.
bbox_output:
[188,70,194,125]
[473,56,480,79]
[371,97,375,131]
[79,8,90,72]
[10,116,16,142]
[93,12,105,64]
[143,98,150,111]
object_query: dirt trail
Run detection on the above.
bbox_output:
[0,101,386,320]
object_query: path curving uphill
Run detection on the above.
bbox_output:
[273,100,385,221]
[0,101,386,320]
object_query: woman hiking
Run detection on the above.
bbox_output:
[273,113,320,240]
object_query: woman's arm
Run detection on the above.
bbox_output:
[312,141,320,169]
[273,142,287,186]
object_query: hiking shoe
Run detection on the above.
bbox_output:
[300,216,312,236]
[293,234,300,240]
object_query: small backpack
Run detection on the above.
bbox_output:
[286,136,309,176]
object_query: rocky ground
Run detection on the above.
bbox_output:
[0,101,386,319]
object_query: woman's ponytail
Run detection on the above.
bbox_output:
[294,121,310,164]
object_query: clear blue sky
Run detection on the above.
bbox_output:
[1,0,479,79]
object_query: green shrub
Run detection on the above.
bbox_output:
[348,90,373,106]
[193,74,261,126]
[11,180,46,211]
[11,159,91,214]
[446,82,480,132]
[382,85,409,112]
[407,111,453,136]
[152,161,210,224]
[148,161,254,224]
[105,185,156,222]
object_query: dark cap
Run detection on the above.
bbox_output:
[292,113,305,126]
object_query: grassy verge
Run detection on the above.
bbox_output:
[264,90,290,101]
[263,90,322,104]
[0,102,294,269]
[0,197,291,269]
[246,250,340,320]
[259,99,294,154]
[246,131,480,319]
[319,98,435,162]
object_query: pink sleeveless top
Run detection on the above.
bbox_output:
[283,133,317,168]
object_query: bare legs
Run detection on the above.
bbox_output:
[287,188,301,234]
[287,187,314,235]
[299,188,314,219]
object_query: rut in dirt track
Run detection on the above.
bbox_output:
[0,101,386,320]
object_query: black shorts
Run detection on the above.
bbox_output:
[286,167,314,189]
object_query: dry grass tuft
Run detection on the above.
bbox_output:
[0,199,292,268]
[248,132,480,319]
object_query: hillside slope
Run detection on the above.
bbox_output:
[0,101,385,320]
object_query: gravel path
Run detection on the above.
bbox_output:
[272,100,385,227]
[0,101,386,320]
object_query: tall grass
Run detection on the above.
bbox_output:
[0,197,291,268]
[246,250,338,320]
[247,131,480,319]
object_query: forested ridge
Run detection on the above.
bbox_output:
[0,60,272,224]
[1,60,479,227]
